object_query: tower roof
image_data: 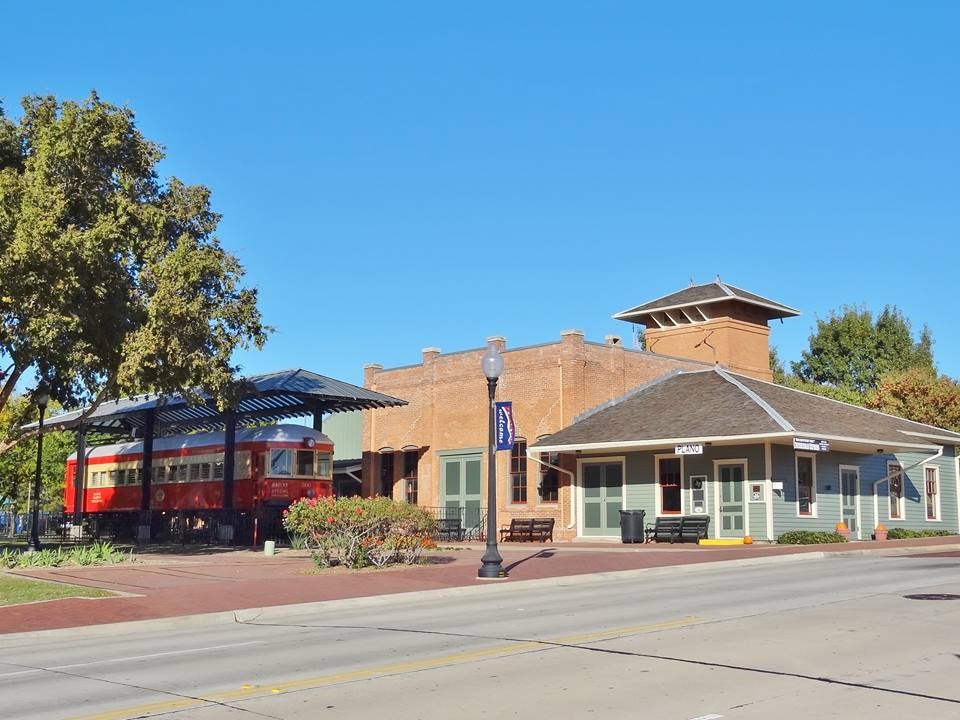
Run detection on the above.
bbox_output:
[613,280,800,327]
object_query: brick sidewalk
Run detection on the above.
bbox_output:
[2,537,957,635]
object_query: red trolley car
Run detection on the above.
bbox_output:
[64,424,334,542]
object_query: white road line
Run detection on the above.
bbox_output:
[687,715,724,720]
[0,640,266,679]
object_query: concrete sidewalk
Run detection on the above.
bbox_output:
[3,536,959,635]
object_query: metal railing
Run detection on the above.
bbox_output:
[0,511,76,544]
[421,506,487,541]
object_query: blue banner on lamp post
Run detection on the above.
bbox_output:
[495,402,515,451]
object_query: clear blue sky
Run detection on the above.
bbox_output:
[4,2,958,386]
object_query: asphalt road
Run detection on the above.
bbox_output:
[1,552,959,720]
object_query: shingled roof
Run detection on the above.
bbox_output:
[532,368,960,452]
[613,280,800,324]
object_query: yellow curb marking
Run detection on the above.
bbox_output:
[69,615,703,720]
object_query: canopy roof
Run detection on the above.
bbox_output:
[28,368,406,437]
[532,368,960,454]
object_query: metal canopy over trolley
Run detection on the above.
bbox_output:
[28,368,406,437]
[25,368,406,543]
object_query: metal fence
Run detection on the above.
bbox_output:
[0,511,74,544]
[421,506,487,541]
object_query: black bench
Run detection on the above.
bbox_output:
[437,517,464,541]
[530,517,555,542]
[499,517,555,542]
[645,515,710,544]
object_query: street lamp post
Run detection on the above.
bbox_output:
[27,384,50,553]
[478,343,507,579]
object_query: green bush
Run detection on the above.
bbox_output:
[0,541,130,568]
[887,528,955,539]
[777,530,848,545]
[283,496,438,569]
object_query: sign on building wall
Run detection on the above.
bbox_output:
[793,437,830,452]
[495,401,516,451]
[675,443,703,455]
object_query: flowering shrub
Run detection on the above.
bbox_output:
[283,496,438,569]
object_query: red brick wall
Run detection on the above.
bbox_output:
[362,332,705,539]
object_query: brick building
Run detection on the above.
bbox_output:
[361,280,798,540]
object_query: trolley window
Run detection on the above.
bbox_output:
[270,449,293,476]
[296,450,314,476]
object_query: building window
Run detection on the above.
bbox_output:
[658,457,681,514]
[539,452,559,503]
[796,454,816,516]
[510,439,527,504]
[888,462,903,520]
[403,450,419,504]
[380,452,395,497]
[925,466,939,520]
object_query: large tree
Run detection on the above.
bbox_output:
[790,306,933,396]
[0,93,267,449]
[0,395,73,518]
[769,346,865,405]
[867,367,960,432]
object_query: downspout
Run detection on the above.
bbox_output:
[955,449,960,535]
[764,442,774,542]
[527,451,577,530]
[872,447,943,531]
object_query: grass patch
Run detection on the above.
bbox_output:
[0,575,111,606]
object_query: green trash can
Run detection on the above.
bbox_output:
[619,509,646,543]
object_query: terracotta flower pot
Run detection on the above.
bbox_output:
[873,524,888,541]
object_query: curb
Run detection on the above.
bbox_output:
[0,551,829,646]
[2,542,957,646]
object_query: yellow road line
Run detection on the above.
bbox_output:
[69,615,703,720]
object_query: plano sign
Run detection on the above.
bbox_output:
[675,443,704,455]
[793,437,830,452]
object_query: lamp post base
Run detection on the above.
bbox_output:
[25,538,41,553]
[477,547,507,579]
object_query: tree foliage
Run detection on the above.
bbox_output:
[770,346,865,405]
[867,367,960,432]
[790,306,932,396]
[0,395,73,512]
[0,93,268,445]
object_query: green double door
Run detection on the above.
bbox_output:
[441,454,483,533]
[582,461,623,536]
[718,464,745,536]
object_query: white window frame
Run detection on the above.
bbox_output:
[654,453,684,516]
[887,461,905,521]
[795,452,818,518]
[923,464,941,522]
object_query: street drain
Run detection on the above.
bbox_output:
[903,593,960,601]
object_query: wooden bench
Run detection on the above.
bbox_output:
[645,515,710,544]
[437,517,465,541]
[499,517,555,542]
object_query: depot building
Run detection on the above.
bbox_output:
[357,281,960,541]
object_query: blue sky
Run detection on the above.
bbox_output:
[3,2,958,386]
